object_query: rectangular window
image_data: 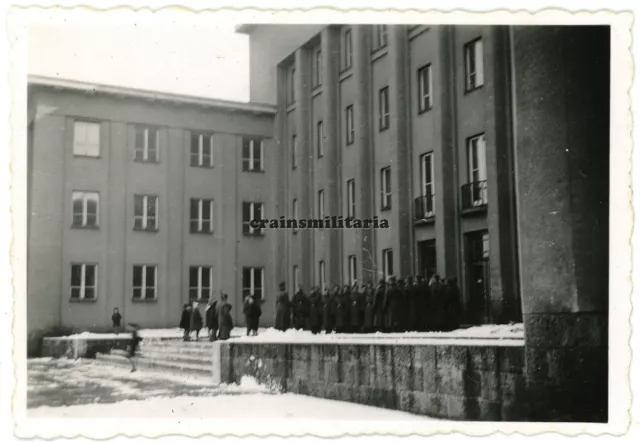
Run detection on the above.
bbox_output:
[347,179,355,218]
[464,38,484,91]
[133,195,158,231]
[292,199,298,233]
[373,25,388,51]
[317,121,324,158]
[318,189,325,218]
[134,126,159,163]
[348,255,357,284]
[383,249,394,281]
[190,198,213,234]
[380,167,391,210]
[189,266,212,301]
[70,263,97,300]
[343,28,353,70]
[72,191,99,228]
[420,152,436,217]
[133,265,157,300]
[313,48,322,87]
[292,134,297,169]
[379,86,390,131]
[319,260,326,292]
[345,105,354,145]
[417,64,433,113]
[243,267,265,300]
[293,265,299,291]
[466,134,488,207]
[190,132,214,167]
[242,202,264,236]
[73,121,100,157]
[242,137,264,172]
[288,66,296,104]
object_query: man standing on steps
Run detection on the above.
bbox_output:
[127,323,142,373]
[205,298,219,342]
[190,301,204,341]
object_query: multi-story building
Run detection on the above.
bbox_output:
[27,76,276,352]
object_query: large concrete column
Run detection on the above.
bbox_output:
[485,26,521,324]
[321,27,342,286]
[389,25,413,277]
[295,48,313,289]
[274,65,288,292]
[353,26,375,283]
[513,26,609,422]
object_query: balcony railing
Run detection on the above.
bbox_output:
[414,194,436,221]
[461,180,488,211]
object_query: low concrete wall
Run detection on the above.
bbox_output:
[42,337,132,358]
[218,341,526,421]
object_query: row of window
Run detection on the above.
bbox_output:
[286,31,483,107]
[72,193,265,236]
[70,264,265,301]
[72,122,265,172]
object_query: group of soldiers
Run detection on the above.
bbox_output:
[274,274,462,334]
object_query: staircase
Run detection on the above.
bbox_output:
[95,339,214,378]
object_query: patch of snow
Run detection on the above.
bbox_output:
[28,393,426,420]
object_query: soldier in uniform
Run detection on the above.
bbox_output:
[275,282,291,331]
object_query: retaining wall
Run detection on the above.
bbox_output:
[217,341,526,421]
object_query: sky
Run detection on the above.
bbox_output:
[27,9,249,102]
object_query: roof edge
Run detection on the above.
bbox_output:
[28,75,276,116]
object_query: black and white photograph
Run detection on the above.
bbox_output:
[4,4,633,439]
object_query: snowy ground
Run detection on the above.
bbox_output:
[28,358,425,420]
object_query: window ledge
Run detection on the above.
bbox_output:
[190,164,214,169]
[339,69,353,82]
[132,298,158,303]
[461,205,487,216]
[243,232,266,238]
[69,298,97,303]
[414,216,436,226]
[464,84,485,95]
[133,227,159,233]
[71,225,99,230]
[381,205,392,212]
[408,26,430,41]
[379,124,390,132]
[286,103,296,113]
[134,159,160,165]
[242,169,266,174]
[190,230,214,236]
[73,154,102,160]
[418,105,433,115]
[371,47,388,62]
[312,86,323,97]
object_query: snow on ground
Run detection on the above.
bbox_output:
[29,393,423,420]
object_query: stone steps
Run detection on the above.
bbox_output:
[96,352,212,378]
[139,342,214,358]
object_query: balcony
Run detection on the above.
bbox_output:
[461,181,488,213]
[414,194,436,223]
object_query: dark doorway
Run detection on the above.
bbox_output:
[466,231,491,324]
[417,240,437,279]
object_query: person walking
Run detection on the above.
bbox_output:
[308,286,322,334]
[112,307,122,334]
[275,282,291,331]
[243,294,262,336]
[190,301,204,341]
[126,323,143,373]
[205,298,219,341]
[217,293,234,340]
[180,304,191,341]
[291,285,309,330]
[321,286,334,334]
[373,279,386,333]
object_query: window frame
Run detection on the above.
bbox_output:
[189,198,214,234]
[73,120,101,158]
[345,105,354,145]
[420,152,436,217]
[189,265,213,301]
[319,260,326,292]
[317,121,324,158]
[134,126,160,163]
[70,263,98,301]
[373,25,388,51]
[382,248,394,281]
[293,265,300,291]
[190,132,214,168]
[313,48,323,88]
[72,191,100,228]
[379,86,390,131]
[348,255,357,284]
[380,167,392,211]
[467,133,487,184]
[343,28,353,70]
[291,134,297,170]
[346,179,356,218]
[243,267,265,300]
[292,198,299,234]
[464,38,485,92]
[318,189,325,219]
[242,201,265,236]
[133,194,159,232]
[288,66,296,105]
[417,64,433,113]
[132,264,158,301]
[242,138,265,172]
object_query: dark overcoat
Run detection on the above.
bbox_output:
[308,290,322,333]
[244,301,262,330]
[321,291,335,332]
[291,290,309,330]
[275,291,291,331]
[217,302,234,339]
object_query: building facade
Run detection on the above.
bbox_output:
[27,76,276,352]
[239,24,524,325]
